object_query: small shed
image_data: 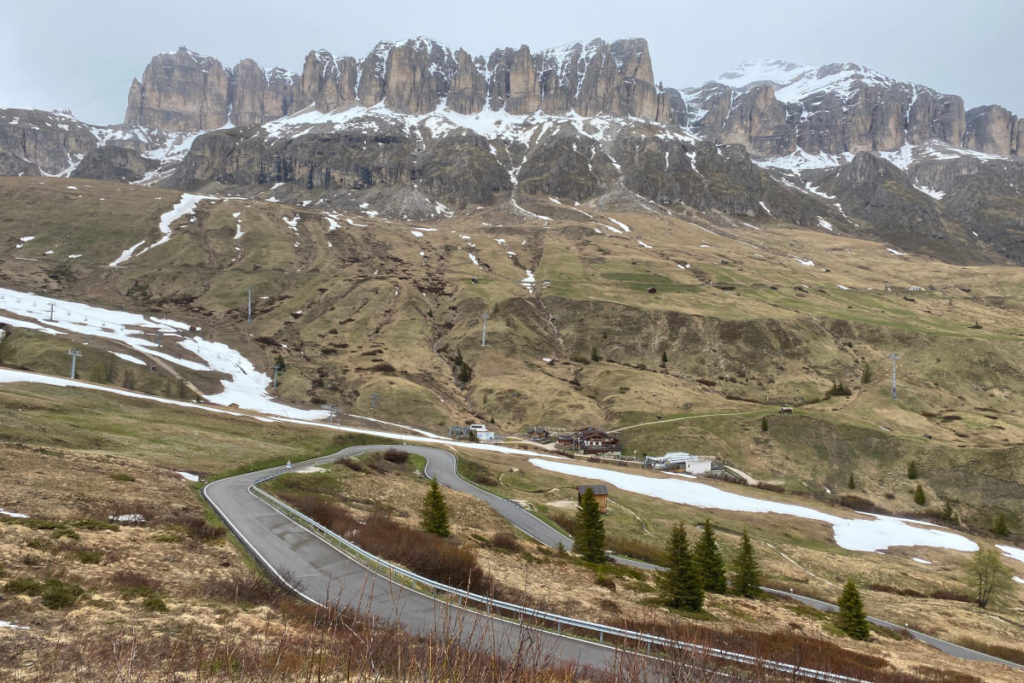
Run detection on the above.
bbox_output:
[576,484,609,514]
[644,452,713,475]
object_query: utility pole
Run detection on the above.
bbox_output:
[370,393,379,412]
[68,349,82,379]
[246,286,253,324]
[481,313,489,347]
[889,353,900,400]
[48,303,55,322]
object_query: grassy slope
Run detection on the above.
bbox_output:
[1,176,1024,530]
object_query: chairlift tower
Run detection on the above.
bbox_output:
[889,353,900,400]
[68,349,82,379]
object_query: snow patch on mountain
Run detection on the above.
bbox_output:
[528,458,979,554]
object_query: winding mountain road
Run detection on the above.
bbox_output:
[203,447,647,679]
[205,444,1023,677]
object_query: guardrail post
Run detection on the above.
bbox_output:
[599,631,603,643]
[557,622,561,634]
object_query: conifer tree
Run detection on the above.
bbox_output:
[661,523,703,611]
[907,461,919,479]
[731,529,761,598]
[848,473,856,489]
[694,519,727,593]
[913,483,926,506]
[992,512,1010,538]
[421,478,450,537]
[573,487,606,563]
[836,579,870,640]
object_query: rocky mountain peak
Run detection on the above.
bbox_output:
[121,37,664,131]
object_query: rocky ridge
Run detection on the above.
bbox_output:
[123,38,670,131]
[4,39,1024,266]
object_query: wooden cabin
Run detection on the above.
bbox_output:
[576,484,609,514]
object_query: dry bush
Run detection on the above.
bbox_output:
[165,514,226,542]
[339,457,364,472]
[109,570,161,598]
[490,531,521,552]
[383,448,410,464]
[550,510,576,536]
[282,494,523,602]
[930,588,972,603]
[201,572,286,606]
[606,536,668,565]
[952,636,1024,666]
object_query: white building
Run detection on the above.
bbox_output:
[644,452,712,475]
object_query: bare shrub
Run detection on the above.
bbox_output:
[490,531,520,552]
[383,448,410,464]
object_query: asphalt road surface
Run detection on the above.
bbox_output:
[203,447,676,680]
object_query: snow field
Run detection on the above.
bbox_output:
[527,458,980,554]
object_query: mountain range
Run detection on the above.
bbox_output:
[2,37,1024,264]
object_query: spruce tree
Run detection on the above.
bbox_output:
[907,461,918,479]
[731,529,762,598]
[694,519,727,593]
[992,512,1010,537]
[848,473,856,489]
[573,487,606,563]
[761,416,768,432]
[661,523,703,611]
[421,478,450,537]
[913,484,926,506]
[836,579,870,640]
[861,364,873,384]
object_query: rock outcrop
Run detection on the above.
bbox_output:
[689,62,1018,159]
[124,38,665,130]
[0,108,99,175]
[124,49,230,131]
[964,105,1020,157]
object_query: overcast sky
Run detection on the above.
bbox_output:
[2,0,1021,125]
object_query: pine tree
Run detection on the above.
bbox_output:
[660,523,703,611]
[421,478,450,537]
[573,487,606,563]
[661,350,668,365]
[861,364,873,384]
[836,579,870,640]
[992,512,1010,537]
[913,484,926,506]
[907,461,918,479]
[731,529,761,598]
[694,519,728,593]
[848,473,856,489]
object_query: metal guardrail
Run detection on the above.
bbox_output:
[249,471,866,683]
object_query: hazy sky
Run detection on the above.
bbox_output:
[2,0,1021,125]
